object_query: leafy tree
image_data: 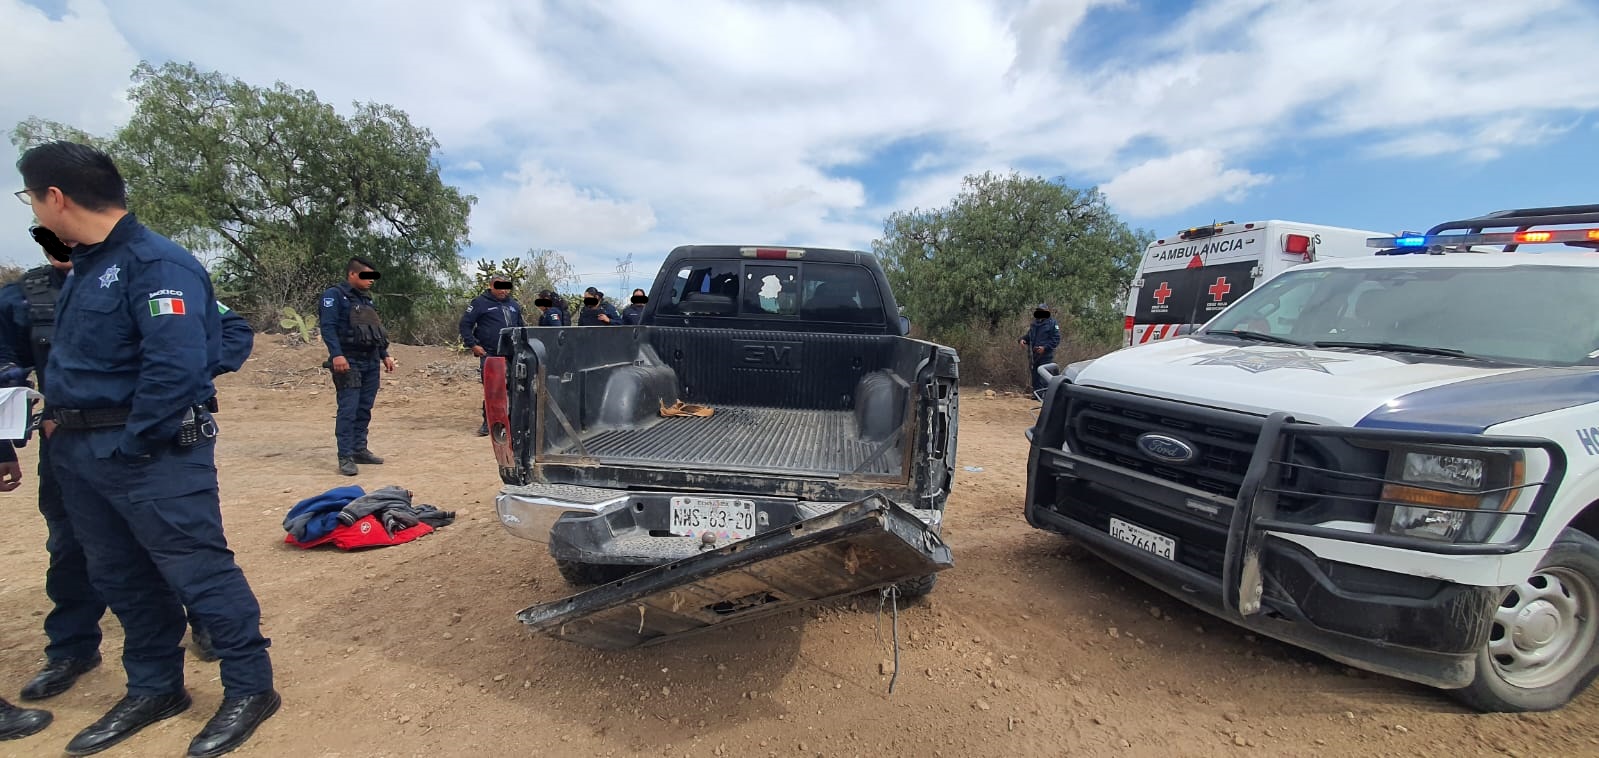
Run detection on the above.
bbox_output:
[874,171,1149,345]
[10,61,474,339]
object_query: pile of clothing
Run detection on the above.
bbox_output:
[282,485,455,550]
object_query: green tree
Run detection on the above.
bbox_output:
[874,171,1149,345]
[11,61,475,339]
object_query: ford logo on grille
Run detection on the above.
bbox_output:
[1136,433,1197,465]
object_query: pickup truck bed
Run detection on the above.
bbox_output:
[565,406,899,476]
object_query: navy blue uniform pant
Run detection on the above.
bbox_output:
[36,433,103,661]
[334,357,382,457]
[1030,351,1054,394]
[36,433,207,663]
[49,430,272,697]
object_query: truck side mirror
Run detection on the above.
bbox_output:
[899,315,911,334]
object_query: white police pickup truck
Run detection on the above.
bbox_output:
[1026,205,1599,711]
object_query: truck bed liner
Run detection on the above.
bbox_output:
[563,406,900,476]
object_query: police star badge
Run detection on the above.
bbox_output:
[98,264,120,289]
[1192,348,1347,374]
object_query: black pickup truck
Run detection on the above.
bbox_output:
[484,245,959,648]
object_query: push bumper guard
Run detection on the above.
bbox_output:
[1026,383,1566,688]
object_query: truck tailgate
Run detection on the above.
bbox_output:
[516,495,953,650]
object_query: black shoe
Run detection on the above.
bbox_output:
[338,458,357,476]
[20,654,101,701]
[65,691,190,756]
[186,690,280,758]
[350,449,384,464]
[189,628,219,662]
[0,697,51,741]
[475,422,489,437]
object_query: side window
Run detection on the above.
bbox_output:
[743,265,799,316]
[800,264,884,324]
[659,261,740,316]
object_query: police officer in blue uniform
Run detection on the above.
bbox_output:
[578,286,620,325]
[18,141,277,757]
[534,290,566,326]
[0,360,51,742]
[319,257,395,476]
[458,274,524,436]
[0,225,256,711]
[621,288,648,325]
[1019,302,1061,395]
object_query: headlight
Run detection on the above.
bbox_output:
[1378,449,1525,543]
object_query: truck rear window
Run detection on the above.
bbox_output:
[659,261,884,323]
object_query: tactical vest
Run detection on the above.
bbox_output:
[341,293,389,354]
[19,266,59,371]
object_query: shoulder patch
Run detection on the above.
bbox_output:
[323,297,335,308]
[148,296,187,317]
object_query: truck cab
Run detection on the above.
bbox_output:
[1125,221,1384,346]
[1028,205,1599,712]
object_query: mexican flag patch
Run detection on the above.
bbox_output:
[149,297,186,316]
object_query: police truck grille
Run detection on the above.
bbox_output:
[1069,399,1261,497]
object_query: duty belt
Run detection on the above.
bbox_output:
[51,407,132,429]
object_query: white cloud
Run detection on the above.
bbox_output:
[0,0,139,264]
[1101,149,1270,217]
[2,0,1598,268]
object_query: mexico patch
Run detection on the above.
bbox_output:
[149,297,187,316]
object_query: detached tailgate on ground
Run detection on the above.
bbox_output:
[518,495,953,650]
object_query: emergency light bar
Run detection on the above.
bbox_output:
[1367,228,1599,249]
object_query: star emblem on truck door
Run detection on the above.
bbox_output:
[1193,348,1347,374]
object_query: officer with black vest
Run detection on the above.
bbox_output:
[457,275,524,436]
[319,256,395,476]
[0,224,257,711]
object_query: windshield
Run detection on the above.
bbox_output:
[1201,265,1599,366]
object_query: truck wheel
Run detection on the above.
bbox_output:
[1451,528,1599,712]
[892,573,938,601]
[555,560,637,587]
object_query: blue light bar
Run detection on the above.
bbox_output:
[1394,236,1427,247]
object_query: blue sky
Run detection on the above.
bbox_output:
[4,0,1598,297]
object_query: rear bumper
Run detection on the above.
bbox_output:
[496,484,630,545]
[497,483,939,566]
[1027,480,1500,689]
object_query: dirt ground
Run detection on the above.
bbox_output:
[1,339,1597,758]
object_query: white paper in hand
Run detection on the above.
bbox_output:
[0,387,41,440]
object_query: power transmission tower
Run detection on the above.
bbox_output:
[615,253,635,294]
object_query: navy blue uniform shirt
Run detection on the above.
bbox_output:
[1022,317,1062,352]
[578,302,620,326]
[43,214,222,457]
[458,291,524,354]
[538,306,565,326]
[318,282,389,360]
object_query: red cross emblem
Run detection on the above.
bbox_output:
[1208,276,1232,302]
[1152,282,1173,305]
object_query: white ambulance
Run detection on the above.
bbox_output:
[1125,221,1384,347]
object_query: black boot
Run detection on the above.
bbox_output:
[475,422,489,437]
[20,654,101,701]
[65,691,190,756]
[350,449,384,465]
[338,457,357,476]
[187,690,280,758]
[0,697,51,741]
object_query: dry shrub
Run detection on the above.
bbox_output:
[929,317,1120,391]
